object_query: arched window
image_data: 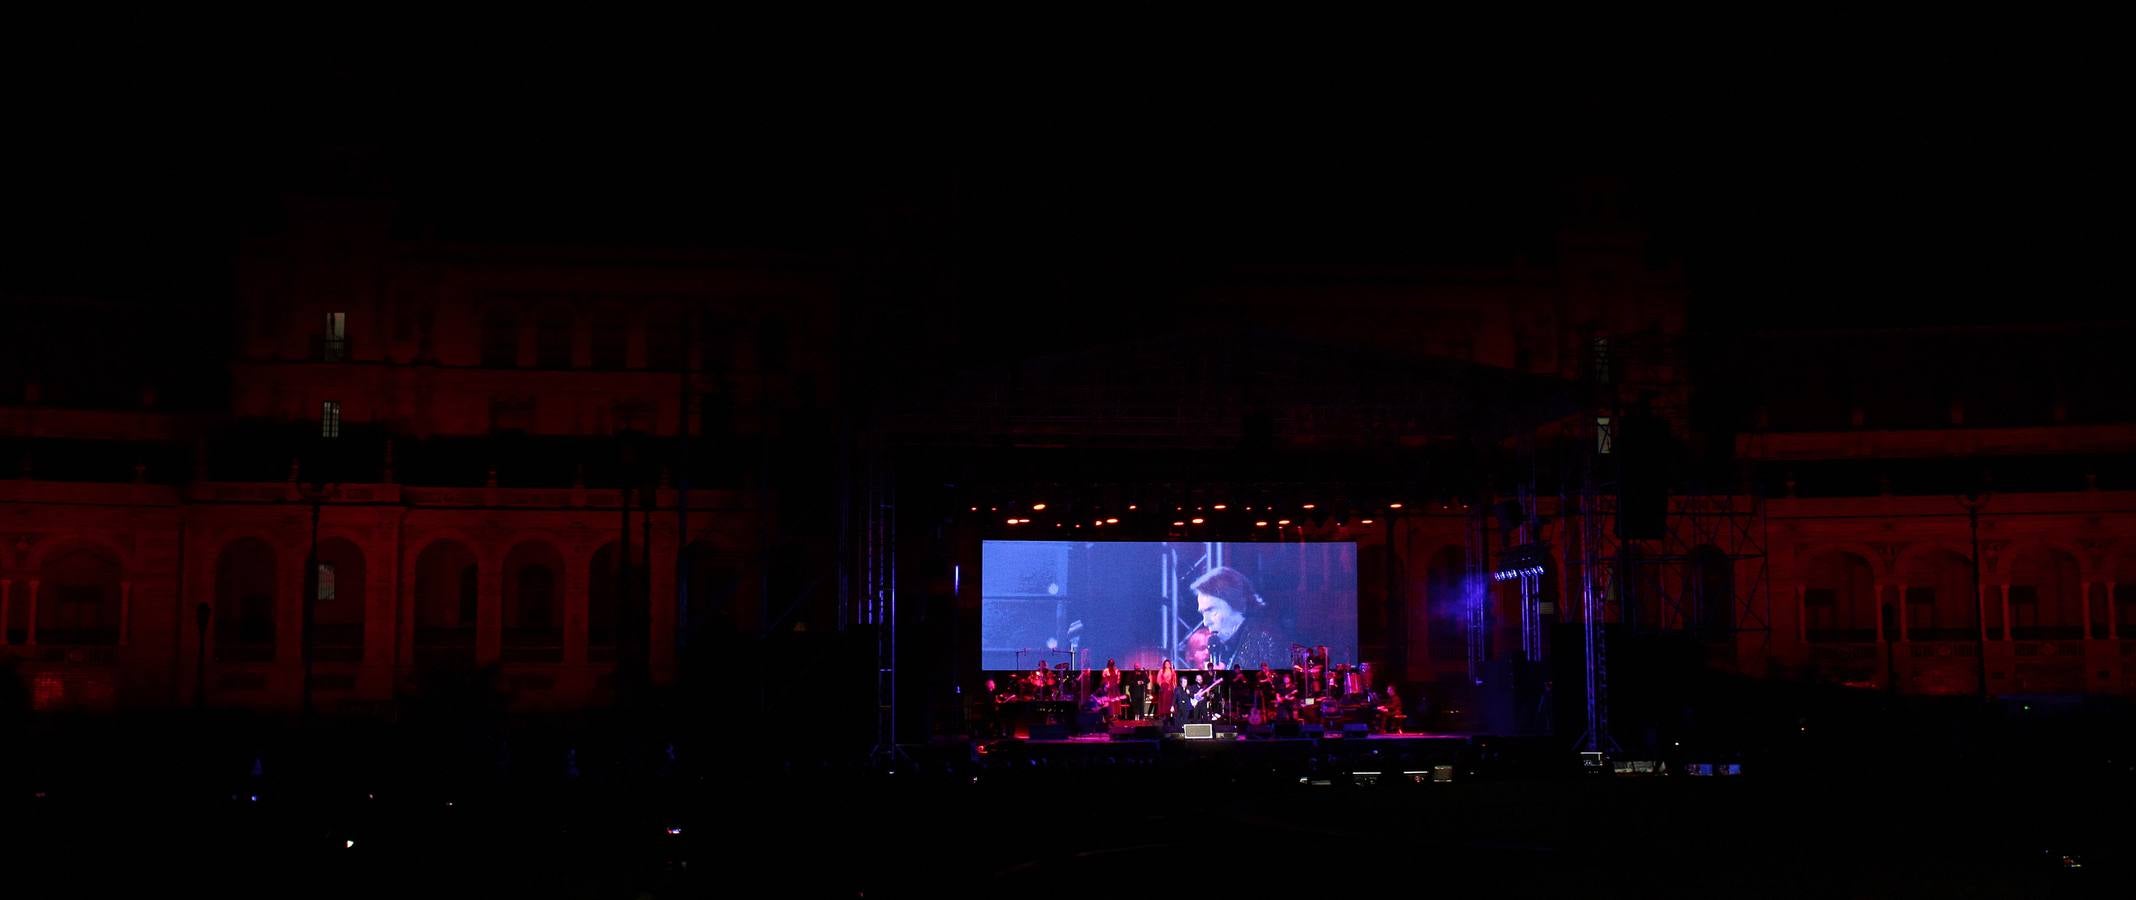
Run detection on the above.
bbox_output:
[534,307,574,368]
[314,538,366,662]
[480,308,520,368]
[39,546,124,645]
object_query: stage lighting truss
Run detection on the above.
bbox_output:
[1491,542,1550,582]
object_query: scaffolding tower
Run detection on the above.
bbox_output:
[1570,330,1771,755]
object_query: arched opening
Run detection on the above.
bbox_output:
[1689,545,1735,637]
[2116,550,2136,640]
[504,541,565,662]
[414,541,478,668]
[2006,546,2081,640]
[684,540,743,639]
[215,538,278,662]
[1423,546,1468,666]
[480,308,520,368]
[1901,549,1978,642]
[534,306,575,369]
[589,543,622,660]
[1803,551,1876,642]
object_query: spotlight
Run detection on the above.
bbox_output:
[1303,503,1317,509]
[1255,521,1268,527]
[1492,543,1551,581]
[1388,502,1404,509]
[1360,518,1374,525]
[1173,521,1186,527]
[1278,519,1291,525]
[1191,517,1204,524]
[1104,518,1118,524]
[1032,503,1046,511]
[1214,504,1228,510]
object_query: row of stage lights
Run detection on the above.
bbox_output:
[978,501,1441,531]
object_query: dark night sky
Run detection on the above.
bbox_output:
[4,47,2127,331]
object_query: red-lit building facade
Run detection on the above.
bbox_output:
[6,195,2135,719]
[0,201,839,712]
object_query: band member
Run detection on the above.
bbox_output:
[1254,663,1278,723]
[1126,663,1150,719]
[978,678,1004,738]
[1028,662,1055,700]
[1272,672,1298,721]
[1182,672,1212,723]
[1155,659,1178,722]
[1377,683,1407,734]
[1100,659,1124,721]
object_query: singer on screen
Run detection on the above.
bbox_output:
[1188,566,1289,671]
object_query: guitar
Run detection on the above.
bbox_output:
[1184,679,1221,709]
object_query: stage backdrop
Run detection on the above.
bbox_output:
[981,541,1358,672]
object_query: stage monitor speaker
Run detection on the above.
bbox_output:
[1184,723,1214,740]
[1342,722,1372,739]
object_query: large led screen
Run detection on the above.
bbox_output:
[981,541,1358,672]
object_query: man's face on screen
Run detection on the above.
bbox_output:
[1197,592,1242,636]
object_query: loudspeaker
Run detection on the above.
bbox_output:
[1615,415,1668,540]
[1184,723,1214,740]
[1342,722,1372,739]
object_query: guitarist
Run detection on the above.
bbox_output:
[1250,663,1277,726]
[1182,673,1220,723]
[1271,671,1299,722]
